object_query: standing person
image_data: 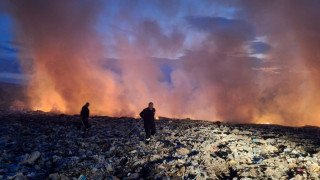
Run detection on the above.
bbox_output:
[139,102,156,143]
[80,102,90,130]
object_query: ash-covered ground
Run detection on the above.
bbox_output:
[1,110,320,180]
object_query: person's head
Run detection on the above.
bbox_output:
[148,102,153,109]
[85,102,90,107]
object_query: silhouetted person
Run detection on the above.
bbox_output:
[140,102,156,143]
[80,102,90,130]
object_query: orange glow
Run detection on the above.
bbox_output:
[260,122,270,125]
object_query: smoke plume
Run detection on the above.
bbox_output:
[4,0,320,126]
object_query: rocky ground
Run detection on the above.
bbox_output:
[1,110,320,180]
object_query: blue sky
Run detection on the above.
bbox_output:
[0,13,24,84]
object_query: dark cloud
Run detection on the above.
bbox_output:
[137,20,186,56]
[186,16,255,40]
[0,44,18,53]
[250,41,271,54]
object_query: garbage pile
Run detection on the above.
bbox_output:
[1,110,320,179]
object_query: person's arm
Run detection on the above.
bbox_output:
[139,109,145,119]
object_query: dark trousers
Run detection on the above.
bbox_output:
[81,117,90,129]
[144,122,156,139]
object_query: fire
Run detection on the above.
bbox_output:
[28,73,67,113]
[135,114,140,119]
[254,114,285,126]
[261,122,270,125]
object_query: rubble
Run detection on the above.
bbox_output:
[0,110,320,179]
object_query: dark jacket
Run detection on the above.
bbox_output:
[140,108,155,126]
[80,106,89,119]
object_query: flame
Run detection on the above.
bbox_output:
[135,114,140,119]
[254,114,283,126]
[261,122,270,125]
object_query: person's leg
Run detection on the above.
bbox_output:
[83,118,89,129]
[145,126,151,140]
[81,118,86,129]
[86,118,90,128]
[77,119,81,129]
[151,122,156,136]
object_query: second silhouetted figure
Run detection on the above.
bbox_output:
[80,102,90,130]
[140,102,156,143]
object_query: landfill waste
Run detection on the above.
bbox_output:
[0,110,320,179]
[78,174,86,180]
[19,151,41,165]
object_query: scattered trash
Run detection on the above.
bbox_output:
[78,174,87,180]
[212,146,219,151]
[252,139,259,143]
[176,147,190,156]
[253,158,263,164]
[0,110,319,179]
[295,168,305,172]
[19,151,41,165]
[229,160,237,166]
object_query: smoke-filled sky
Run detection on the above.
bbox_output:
[1,0,320,126]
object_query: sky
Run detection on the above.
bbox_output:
[0,1,237,83]
[1,0,320,126]
[0,13,23,83]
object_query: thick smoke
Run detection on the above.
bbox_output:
[182,16,258,122]
[5,0,320,126]
[6,0,126,115]
[235,0,320,126]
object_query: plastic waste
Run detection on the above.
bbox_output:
[78,174,87,180]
